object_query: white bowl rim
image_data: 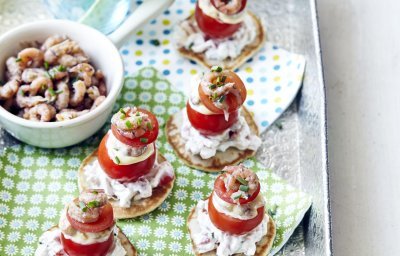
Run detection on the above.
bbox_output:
[0,19,124,128]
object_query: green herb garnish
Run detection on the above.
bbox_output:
[239,185,249,192]
[211,66,223,72]
[232,193,242,200]
[55,90,63,95]
[15,58,21,63]
[125,120,133,129]
[268,205,278,217]
[218,95,226,103]
[120,113,126,119]
[188,42,194,49]
[58,65,66,72]
[147,122,153,130]
[44,61,49,70]
[91,191,99,194]
[150,39,160,46]
[136,112,140,116]
[209,84,217,90]
[87,200,100,209]
[47,88,56,97]
[79,201,87,212]
[120,108,126,115]
[221,75,227,83]
[140,138,148,143]
[115,156,120,164]
[236,177,248,185]
[137,117,142,126]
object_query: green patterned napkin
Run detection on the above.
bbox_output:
[0,67,311,256]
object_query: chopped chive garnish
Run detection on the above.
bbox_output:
[15,58,21,62]
[137,117,142,126]
[125,120,133,129]
[239,185,249,192]
[115,156,120,164]
[58,65,66,72]
[87,200,100,209]
[120,108,126,115]
[91,191,99,194]
[209,84,217,90]
[44,61,49,70]
[211,92,218,100]
[232,194,242,200]
[150,39,160,46]
[140,138,148,143]
[236,177,248,185]
[79,201,87,212]
[211,66,222,72]
[147,122,153,130]
[221,76,227,82]
[188,42,194,49]
[55,90,63,95]
[120,113,126,119]
[136,112,140,116]
[218,95,226,103]
[47,88,56,97]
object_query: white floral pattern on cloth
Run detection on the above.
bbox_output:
[120,0,306,132]
[0,68,311,256]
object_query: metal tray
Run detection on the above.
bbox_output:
[252,0,332,255]
[0,0,331,255]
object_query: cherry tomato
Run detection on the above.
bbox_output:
[195,2,242,39]
[159,174,174,187]
[67,202,114,233]
[208,193,264,235]
[61,232,113,256]
[198,70,247,114]
[111,108,159,148]
[98,133,156,182]
[186,102,238,135]
[214,174,260,204]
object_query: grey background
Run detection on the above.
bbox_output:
[318,0,400,255]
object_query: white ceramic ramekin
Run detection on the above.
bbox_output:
[0,0,174,148]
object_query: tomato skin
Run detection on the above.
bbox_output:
[213,174,260,204]
[111,108,159,148]
[186,102,238,135]
[208,194,264,235]
[198,71,247,114]
[61,232,114,256]
[195,2,242,39]
[67,203,115,233]
[98,133,156,182]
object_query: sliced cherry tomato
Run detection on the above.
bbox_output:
[67,202,114,233]
[111,108,159,148]
[195,2,242,39]
[61,232,113,256]
[210,0,247,14]
[214,174,260,204]
[159,174,174,187]
[98,133,156,182]
[186,102,238,135]
[198,70,247,114]
[208,193,264,235]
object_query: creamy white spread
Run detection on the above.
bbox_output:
[198,0,245,24]
[212,192,265,220]
[189,199,268,256]
[175,12,258,62]
[59,210,113,245]
[35,226,126,256]
[106,131,155,165]
[188,75,215,115]
[181,109,262,159]
[83,157,174,208]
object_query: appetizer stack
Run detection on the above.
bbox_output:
[36,190,136,256]
[175,0,265,69]
[78,106,175,219]
[188,165,276,255]
[166,66,261,172]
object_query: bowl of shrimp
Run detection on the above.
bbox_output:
[0,20,124,148]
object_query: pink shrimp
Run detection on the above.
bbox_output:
[212,0,244,15]
[223,164,259,195]
[67,190,108,223]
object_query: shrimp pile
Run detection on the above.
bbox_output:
[223,164,260,201]
[0,35,107,122]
